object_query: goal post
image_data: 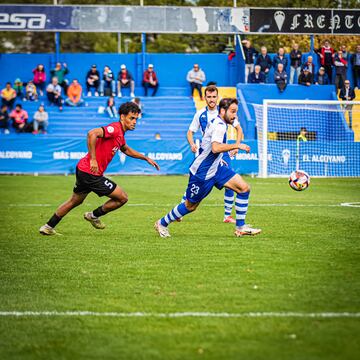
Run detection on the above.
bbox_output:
[254,99,360,178]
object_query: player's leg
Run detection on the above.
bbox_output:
[223,188,235,223]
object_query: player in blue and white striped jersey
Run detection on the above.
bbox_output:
[155,98,261,238]
[183,85,243,224]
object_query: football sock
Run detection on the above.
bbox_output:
[93,206,107,218]
[224,188,235,218]
[47,213,62,228]
[181,191,187,203]
[160,202,191,227]
[235,191,250,228]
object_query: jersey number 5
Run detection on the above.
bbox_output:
[104,180,114,190]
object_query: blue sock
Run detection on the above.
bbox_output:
[181,191,187,203]
[235,191,250,228]
[224,188,235,218]
[160,202,191,227]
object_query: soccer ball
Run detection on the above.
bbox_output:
[289,170,310,191]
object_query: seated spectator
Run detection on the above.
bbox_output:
[248,65,265,83]
[274,63,287,92]
[142,64,159,96]
[0,104,9,134]
[32,104,49,134]
[186,63,206,100]
[100,65,116,97]
[10,104,28,133]
[273,47,288,70]
[50,62,69,93]
[301,55,316,75]
[13,78,24,98]
[334,50,348,90]
[255,46,272,83]
[339,80,356,129]
[1,82,16,110]
[351,45,360,89]
[25,80,38,101]
[106,96,117,118]
[298,67,313,86]
[32,64,46,96]
[86,64,100,96]
[46,77,63,111]
[242,40,258,83]
[314,67,330,85]
[132,97,143,119]
[117,64,135,98]
[290,43,302,84]
[65,79,84,107]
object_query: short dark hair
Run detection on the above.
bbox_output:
[15,103,22,109]
[118,101,141,116]
[219,98,238,111]
[204,85,218,96]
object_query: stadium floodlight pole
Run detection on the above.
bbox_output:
[54,0,60,63]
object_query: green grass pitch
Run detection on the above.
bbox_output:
[0,175,359,359]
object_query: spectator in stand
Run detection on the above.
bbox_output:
[289,43,302,84]
[298,67,313,86]
[0,104,9,134]
[340,45,349,61]
[106,96,117,118]
[46,77,63,111]
[25,80,38,101]
[274,63,287,92]
[10,104,28,133]
[242,40,258,83]
[301,55,316,75]
[316,40,335,83]
[132,97,143,118]
[1,82,16,109]
[142,64,159,96]
[351,45,360,89]
[334,50,348,90]
[50,62,69,93]
[248,65,266,84]
[86,64,100,96]
[32,64,46,96]
[339,80,356,129]
[32,105,49,134]
[13,78,24,98]
[65,79,85,107]
[186,63,206,100]
[117,64,135,98]
[314,67,330,85]
[100,65,116,97]
[273,47,288,71]
[255,46,272,83]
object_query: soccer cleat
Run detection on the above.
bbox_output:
[223,216,236,224]
[39,224,58,236]
[154,220,171,238]
[234,225,261,237]
[84,212,106,230]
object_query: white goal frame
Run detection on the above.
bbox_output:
[258,99,360,178]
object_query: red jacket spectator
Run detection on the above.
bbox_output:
[143,69,158,84]
[142,64,159,96]
[32,64,47,95]
[319,45,335,66]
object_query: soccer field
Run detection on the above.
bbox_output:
[0,175,359,359]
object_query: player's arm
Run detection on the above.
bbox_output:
[229,123,245,157]
[186,130,197,153]
[212,142,249,154]
[120,144,160,171]
[87,127,104,174]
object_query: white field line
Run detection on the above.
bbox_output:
[0,311,359,319]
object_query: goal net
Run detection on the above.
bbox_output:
[253,100,360,177]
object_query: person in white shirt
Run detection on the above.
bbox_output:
[186,64,206,100]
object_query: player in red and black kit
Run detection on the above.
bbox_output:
[39,102,160,235]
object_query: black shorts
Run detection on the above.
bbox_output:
[73,167,117,197]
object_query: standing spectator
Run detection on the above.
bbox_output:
[242,40,258,83]
[314,67,330,85]
[298,67,313,86]
[317,40,335,83]
[142,64,159,96]
[351,45,360,89]
[10,104,28,132]
[46,77,63,111]
[0,104,10,134]
[1,82,16,109]
[248,65,266,84]
[50,62,69,93]
[25,80,38,101]
[339,80,356,129]
[273,47,288,70]
[334,50,348,90]
[289,43,302,84]
[13,78,24,98]
[117,64,135,98]
[301,55,316,74]
[32,64,46,96]
[106,96,117,118]
[32,105,49,134]
[65,79,85,107]
[274,63,287,92]
[255,46,272,83]
[340,45,349,61]
[100,65,116,97]
[86,65,100,96]
[186,64,206,100]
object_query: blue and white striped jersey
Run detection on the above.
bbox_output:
[189,116,228,180]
